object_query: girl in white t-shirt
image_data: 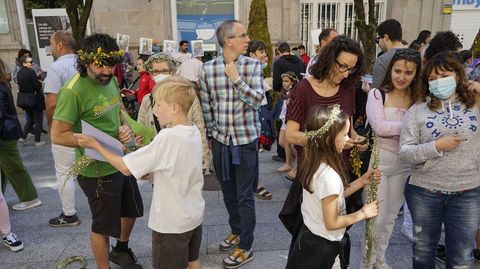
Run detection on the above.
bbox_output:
[286,105,380,269]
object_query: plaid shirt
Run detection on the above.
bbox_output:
[200,55,264,146]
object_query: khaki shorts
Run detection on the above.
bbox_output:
[152,225,202,269]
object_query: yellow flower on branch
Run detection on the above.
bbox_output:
[363,133,380,268]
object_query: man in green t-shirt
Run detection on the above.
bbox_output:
[51,33,143,269]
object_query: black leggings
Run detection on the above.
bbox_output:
[286,225,346,269]
[22,108,42,142]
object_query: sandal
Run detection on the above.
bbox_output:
[255,186,272,200]
[276,165,292,173]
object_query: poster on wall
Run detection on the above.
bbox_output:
[116,34,130,52]
[139,38,153,55]
[32,9,72,70]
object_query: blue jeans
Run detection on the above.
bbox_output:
[405,183,480,269]
[212,139,258,250]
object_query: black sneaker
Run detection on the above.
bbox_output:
[49,213,81,227]
[436,244,447,264]
[2,233,24,252]
[272,155,285,163]
[473,248,480,263]
[110,247,142,268]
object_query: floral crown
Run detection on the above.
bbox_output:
[77,47,124,67]
[305,104,342,142]
[144,53,177,73]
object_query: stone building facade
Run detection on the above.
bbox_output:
[0,0,453,69]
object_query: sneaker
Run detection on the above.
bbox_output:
[473,248,480,263]
[436,244,447,264]
[49,213,81,227]
[263,143,272,151]
[223,248,254,269]
[109,247,142,268]
[400,226,414,242]
[35,141,46,146]
[271,155,285,163]
[219,234,240,251]
[18,138,26,144]
[12,198,42,211]
[2,233,24,252]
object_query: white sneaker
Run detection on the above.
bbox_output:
[2,233,23,252]
[34,141,46,146]
[18,138,26,145]
[12,198,42,211]
[401,226,414,242]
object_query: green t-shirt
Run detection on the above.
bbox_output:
[53,73,122,177]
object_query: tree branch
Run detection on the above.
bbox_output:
[368,0,376,26]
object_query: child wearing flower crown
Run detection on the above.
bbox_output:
[286,105,380,269]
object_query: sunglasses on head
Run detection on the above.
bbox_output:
[394,49,421,61]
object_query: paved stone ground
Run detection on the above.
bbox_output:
[0,122,474,269]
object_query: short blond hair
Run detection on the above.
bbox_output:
[153,75,196,113]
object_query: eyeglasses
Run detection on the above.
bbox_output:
[394,49,421,61]
[375,35,384,44]
[151,69,171,75]
[335,60,356,74]
[228,33,249,40]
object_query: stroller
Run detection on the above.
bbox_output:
[259,105,275,151]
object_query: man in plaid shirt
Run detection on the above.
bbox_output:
[199,20,264,269]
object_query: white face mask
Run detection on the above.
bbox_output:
[153,74,170,84]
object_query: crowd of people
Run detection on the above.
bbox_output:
[1,16,480,269]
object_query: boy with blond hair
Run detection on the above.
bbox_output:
[76,75,204,269]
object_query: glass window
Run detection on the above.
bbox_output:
[0,1,9,33]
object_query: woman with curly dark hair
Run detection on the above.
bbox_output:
[280,35,367,268]
[400,52,480,269]
[424,31,462,63]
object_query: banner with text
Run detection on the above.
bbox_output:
[32,9,71,70]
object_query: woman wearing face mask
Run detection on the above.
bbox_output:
[400,52,480,269]
[247,40,274,200]
[137,53,211,174]
[365,49,421,268]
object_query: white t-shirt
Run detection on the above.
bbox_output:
[123,124,205,234]
[301,163,346,241]
[176,52,192,64]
